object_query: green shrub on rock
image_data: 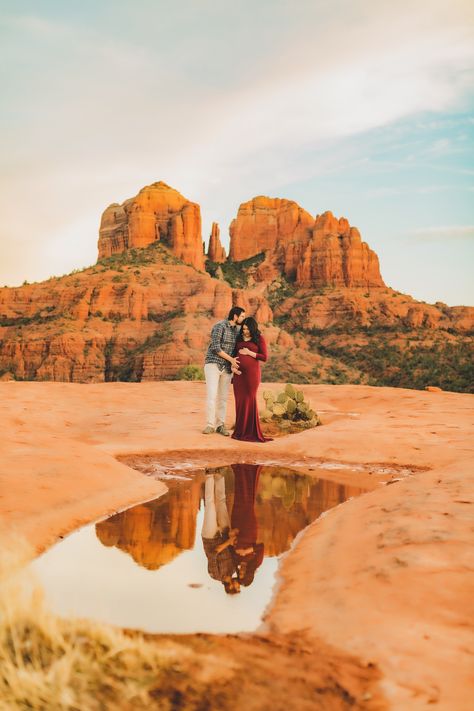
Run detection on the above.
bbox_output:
[176,364,205,381]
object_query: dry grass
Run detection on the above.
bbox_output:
[0,531,230,710]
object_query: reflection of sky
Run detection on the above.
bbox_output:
[31,504,279,634]
[1,1,473,305]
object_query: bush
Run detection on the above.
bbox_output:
[313,331,474,393]
[176,364,205,381]
[267,278,297,309]
[206,253,265,288]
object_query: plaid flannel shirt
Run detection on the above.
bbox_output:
[205,319,238,373]
[202,532,236,582]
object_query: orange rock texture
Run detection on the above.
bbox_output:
[1,181,473,387]
[207,222,226,263]
[229,196,314,265]
[229,197,384,288]
[223,467,367,557]
[95,479,202,570]
[0,254,234,382]
[98,182,205,271]
[95,466,367,567]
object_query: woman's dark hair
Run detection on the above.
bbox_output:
[235,544,264,587]
[228,306,245,321]
[239,316,261,345]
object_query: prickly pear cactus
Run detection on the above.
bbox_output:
[272,403,286,416]
[286,399,297,415]
[261,384,320,430]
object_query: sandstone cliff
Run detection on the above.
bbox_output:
[207,223,226,263]
[229,196,314,266]
[1,182,472,391]
[0,245,233,382]
[98,182,205,271]
[95,479,202,570]
[229,197,383,288]
[95,468,367,568]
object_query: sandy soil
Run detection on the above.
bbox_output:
[1,381,473,710]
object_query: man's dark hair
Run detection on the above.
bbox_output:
[228,306,245,321]
[223,579,240,595]
[239,316,261,346]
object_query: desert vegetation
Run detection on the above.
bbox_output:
[0,539,227,710]
[311,330,474,393]
[261,384,320,431]
[205,252,265,288]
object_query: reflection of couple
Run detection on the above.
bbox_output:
[203,306,271,442]
[201,464,263,594]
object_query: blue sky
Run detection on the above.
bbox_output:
[1,0,473,305]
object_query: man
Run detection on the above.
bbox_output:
[203,306,245,435]
[201,469,241,594]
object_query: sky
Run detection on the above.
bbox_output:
[1,0,473,305]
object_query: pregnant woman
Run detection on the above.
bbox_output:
[230,463,264,587]
[231,317,272,442]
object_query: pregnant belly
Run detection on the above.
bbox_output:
[237,356,257,373]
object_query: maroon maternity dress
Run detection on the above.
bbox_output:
[230,464,264,584]
[232,336,272,442]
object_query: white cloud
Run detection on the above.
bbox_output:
[408,225,474,240]
[0,0,473,295]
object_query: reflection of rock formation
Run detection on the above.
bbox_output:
[222,466,366,558]
[95,467,365,571]
[95,479,202,570]
[256,469,365,556]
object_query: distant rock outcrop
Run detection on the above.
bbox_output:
[98,182,205,271]
[296,213,384,288]
[229,196,314,265]
[1,180,472,389]
[207,222,226,263]
[229,197,384,288]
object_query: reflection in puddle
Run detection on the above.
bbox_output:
[31,465,366,634]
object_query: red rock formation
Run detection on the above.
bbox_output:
[0,255,234,382]
[95,479,202,570]
[98,182,205,271]
[296,213,384,288]
[229,198,384,288]
[256,470,366,557]
[207,222,226,263]
[1,182,473,387]
[229,196,314,264]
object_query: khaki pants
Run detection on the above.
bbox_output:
[201,475,230,538]
[204,363,232,429]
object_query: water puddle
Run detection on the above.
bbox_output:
[30,464,367,634]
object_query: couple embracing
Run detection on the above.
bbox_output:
[203,306,271,443]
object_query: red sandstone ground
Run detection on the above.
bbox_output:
[0,381,473,710]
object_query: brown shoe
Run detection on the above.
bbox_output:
[202,425,215,434]
[216,425,230,436]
